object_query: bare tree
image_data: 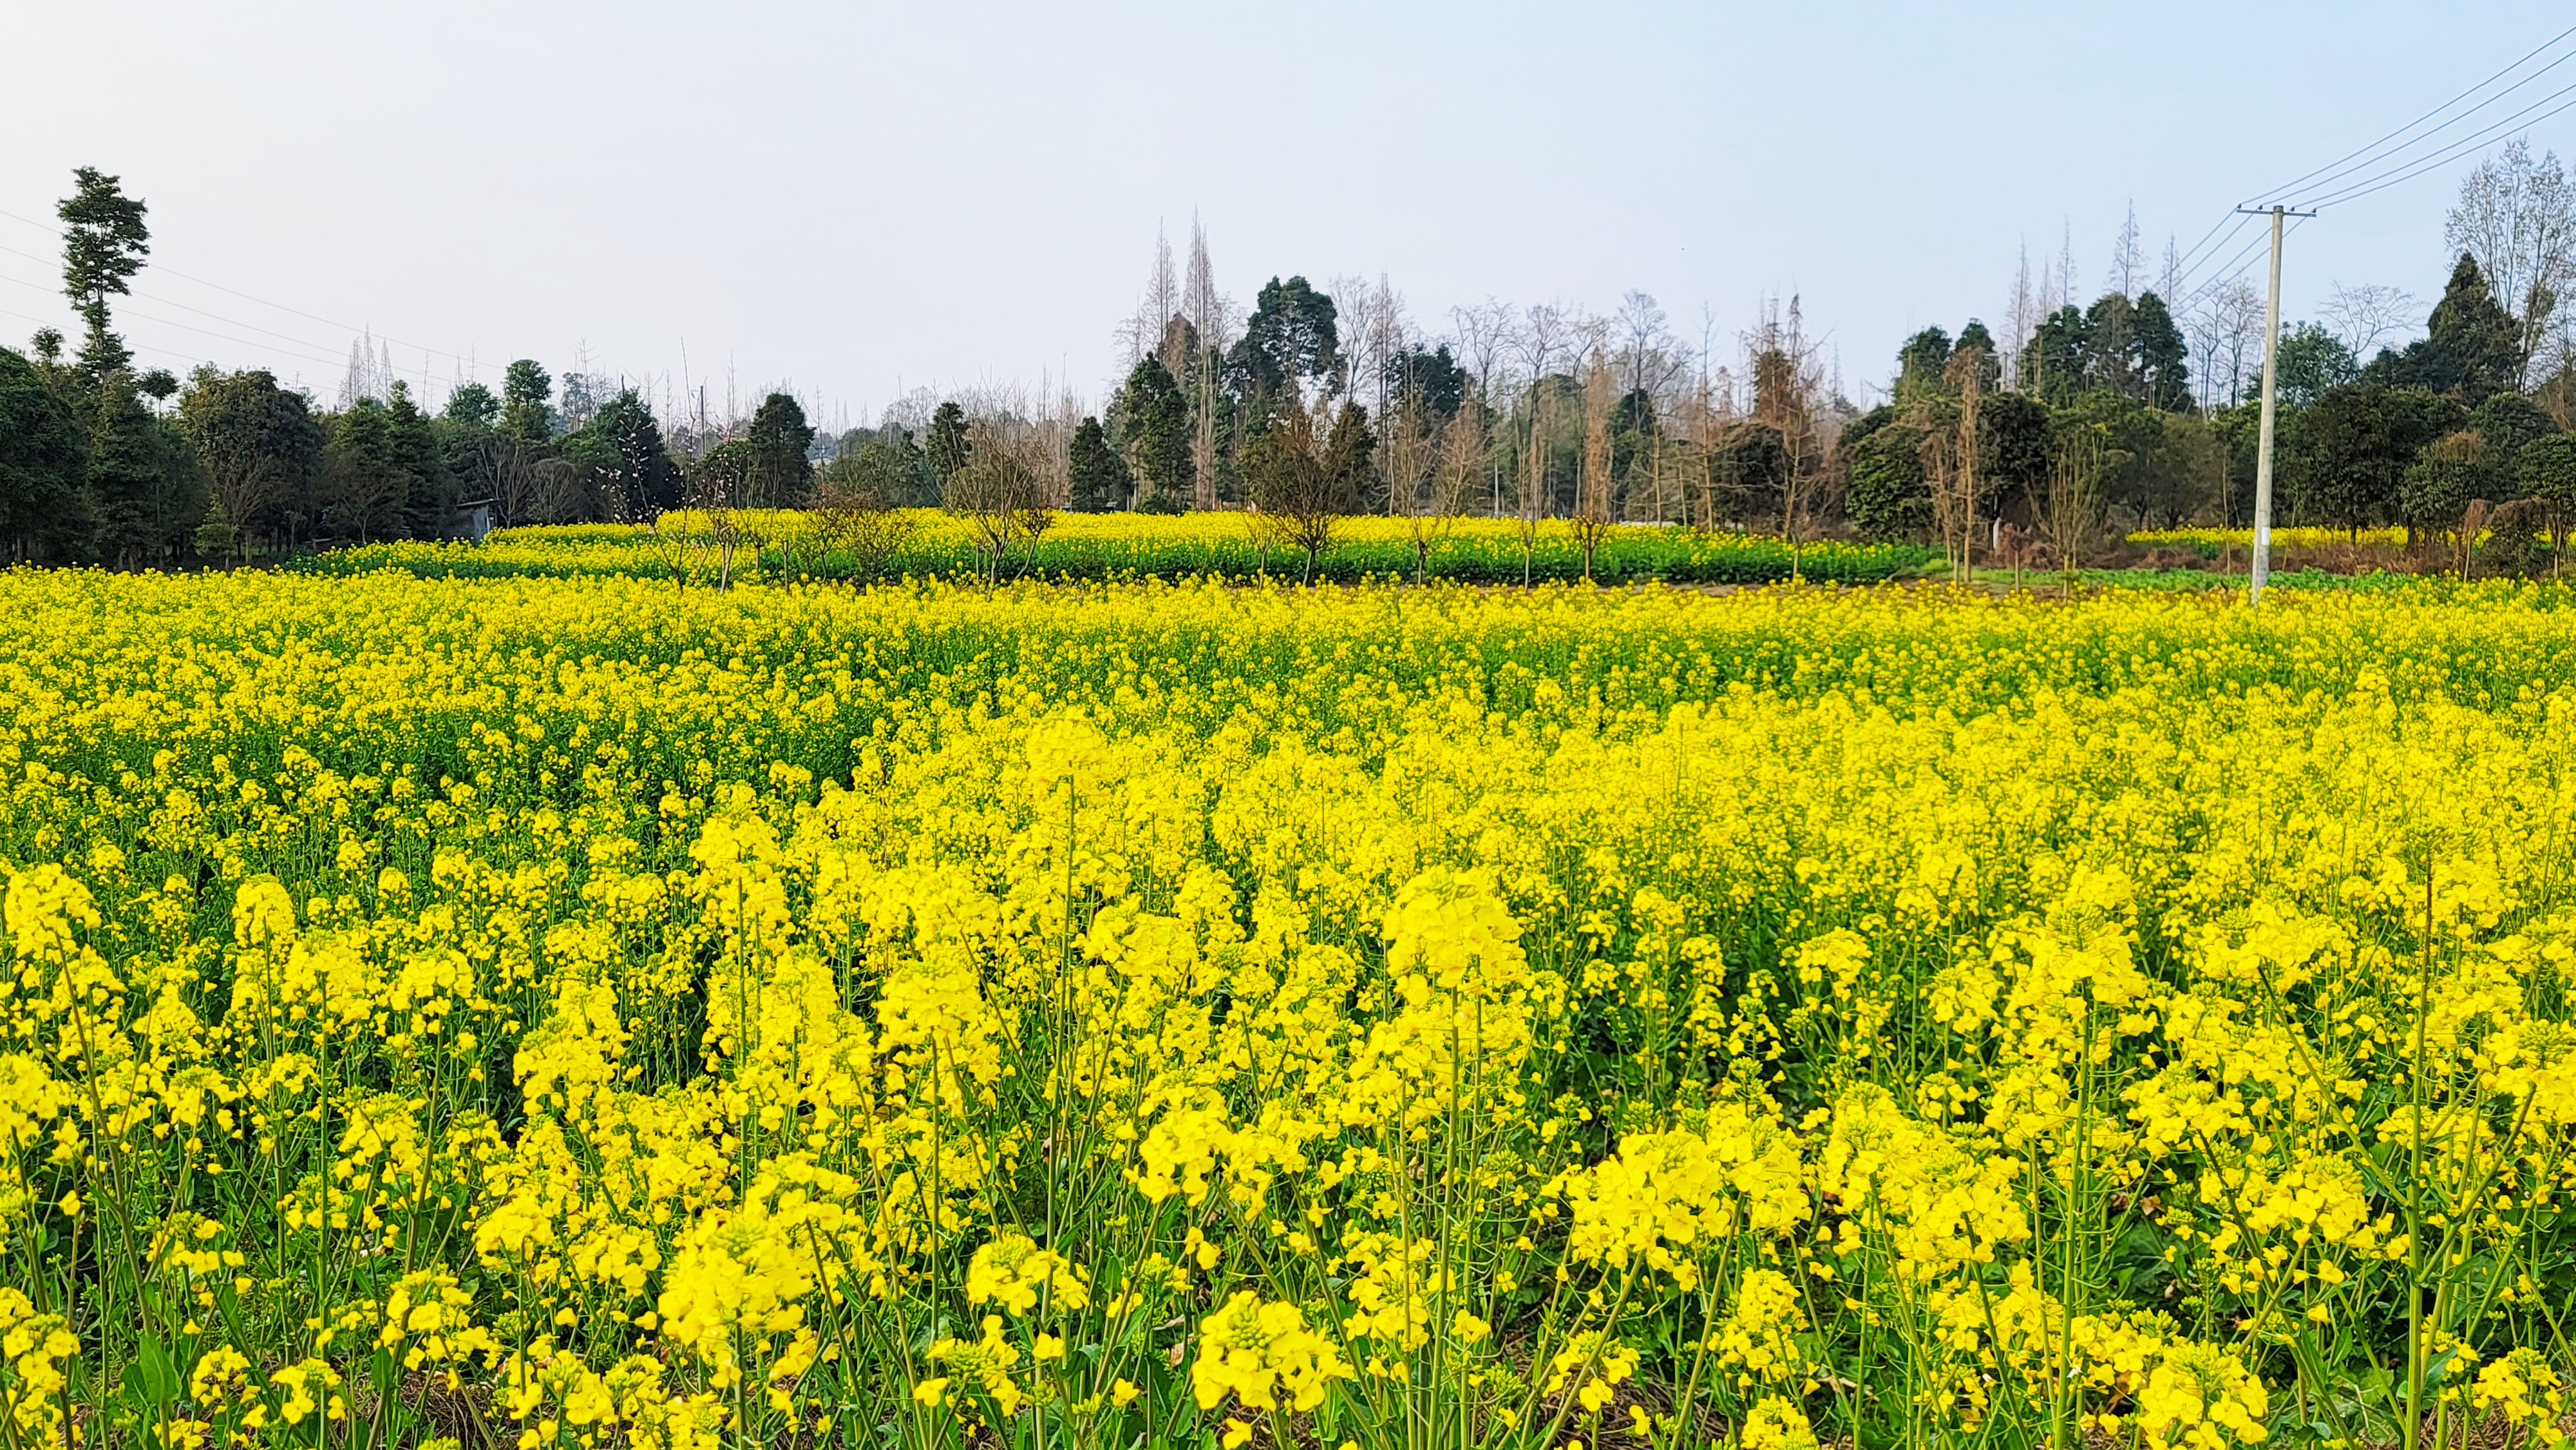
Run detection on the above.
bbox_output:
[2322,281,2420,364]
[199,455,285,560]
[531,456,584,528]
[1137,224,1180,370]
[1922,344,1986,582]
[1613,290,1685,402]
[1183,215,1227,510]
[2005,243,2039,389]
[2446,138,2576,383]
[944,419,1050,587]
[2041,427,2108,596]
[807,479,922,585]
[1405,402,1482,584]
[1325,274,1378,400]
[1384,386,1435,558]
[647,510,702,590]
[1243,397,1354,584]
[1573,346,1617,581]
[2057,221,2079,318]
[2110,201,2143,297]
[1182,214,1229,356]
[1367,274,1406,428]
[1676,366,1734,530]
[2185,294,2225,413]
[1512,306,1570,583]
[1748,296,1828,579]
[1450,299,1513,413]
[2190,279,2266,412]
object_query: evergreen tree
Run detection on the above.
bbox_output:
[87,379,200,565]
[586,390,683,519]
[500,360,554,443]
[2519,431,2576,562]
[2399,429,2492,540]
[2271,326,2359,407]
[179,368,323,558]
[925,402,971,486]
[2470,391,2557,462]
[2132,292,2190,410]
[2289,384,2465,534]
[0,344,92,561]
[444,381,500,428]
[744,393,816,507]
[435,385,501,511]
[1894,326,1953,399]
[1839,406,1931,540]
[1115,357,1191,509]
[2372,254,2522,400]
[1066,415,1130,511]
[822,429,933,507]
[324,399,408,541]
[1227,276,1341,407]
[1978,391,2054,518]
[1953,321,2003,394]
[1387,344,1468,420]
[2083,294,2139,399]
[2020,306,2089,404]
[1322,400,1376,508]
[386,382,451,536]
[57,168,149,384]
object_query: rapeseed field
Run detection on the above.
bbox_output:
[300,513,1935,587]
[2,567,2573,1450]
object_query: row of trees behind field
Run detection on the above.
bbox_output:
[10,149,2576,567]
[0,171,828,565]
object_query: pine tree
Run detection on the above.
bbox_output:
[500,361,554,444]
[745,393,816,507]
[926,402,971,487]
[57,169,149,384]
[1114,357,1192,509]
[2423,254,2524,400]
[1,344,93,561]
[2132,292,2191,411]
[386,381,451,536]
[88,380,189,565]
[1067,416,1130,511]
[324,399,406,542]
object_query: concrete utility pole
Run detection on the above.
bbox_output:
[2239,204,2315,605]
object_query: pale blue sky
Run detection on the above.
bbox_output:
[4,0,2570,425]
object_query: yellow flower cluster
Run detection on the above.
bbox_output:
[1,566,2572,1448]
[313,511,1931,587]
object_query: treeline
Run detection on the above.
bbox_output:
[0,170,828,565]
[15,155,2576,574]
[832,265,1849,552]
[1842,249,2576,571]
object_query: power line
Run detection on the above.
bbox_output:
[2154,26,2576,313]
[2174,217,2293,312]
[0,205,496,382]
[0,240,363,359]
[2298,82,2576,210]
[2261,51,2576,207]
[0,303,315,386]
[2242,22,2576,208]
[2170,209,2255,279]
[1,270,352,370]
[2173,212,2262,293]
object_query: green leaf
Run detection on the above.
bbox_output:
[119,1335,178,1408]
